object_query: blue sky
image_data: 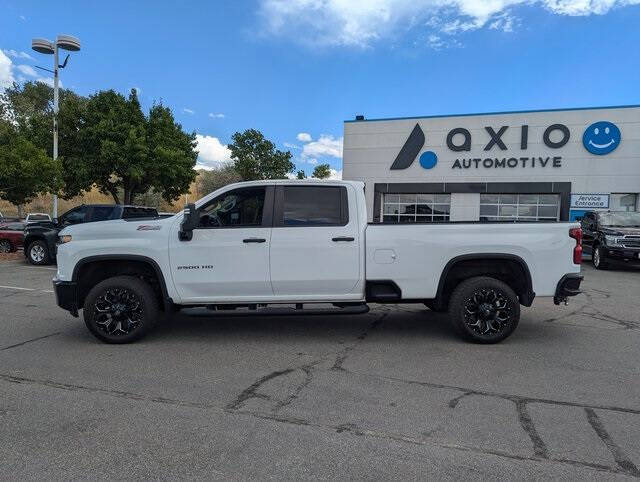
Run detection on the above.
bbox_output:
[1,0,639,177]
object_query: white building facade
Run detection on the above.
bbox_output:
[342,105,640,223]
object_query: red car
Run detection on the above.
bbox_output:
[0,222,26,253]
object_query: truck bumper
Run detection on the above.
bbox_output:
[53,279,79,317]
[553,273,583,305]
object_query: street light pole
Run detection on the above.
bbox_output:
[52,44,59,219]
[32,34,80,220]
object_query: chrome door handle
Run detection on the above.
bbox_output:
[332,236,355,242]
[243,238,266,243]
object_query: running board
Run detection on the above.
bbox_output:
[181,303,370,317]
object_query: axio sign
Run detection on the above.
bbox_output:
[391,120,621,171]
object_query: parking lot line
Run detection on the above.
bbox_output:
[0,285,54,293]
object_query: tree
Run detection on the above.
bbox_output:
[0,121,61,217]
[0,81,91,199]
[82,89,197,204]
[197,164,242,197]
[228,129,295,180]
[312,163,331,179]
[296,170,306,179]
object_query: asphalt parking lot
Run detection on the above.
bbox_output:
[1,259,639,480]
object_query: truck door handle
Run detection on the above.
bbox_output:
[332,236,355,242]
[243,238,266,243]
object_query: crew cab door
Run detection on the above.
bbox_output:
[169,186,274,303]
[269,184,362,299]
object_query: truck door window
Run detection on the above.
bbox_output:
[60,206,88,226]
[88,206,115,222]
[280,186,347,226]
[199,187,265,228]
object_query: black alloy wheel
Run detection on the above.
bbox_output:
[83,276,159,343]
[449,276,520,343]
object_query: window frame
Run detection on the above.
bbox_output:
[195,185,274,230]
[381,193,451,223]
[479,193,560,222]
[59,206,88,226]
[273,185,349,228]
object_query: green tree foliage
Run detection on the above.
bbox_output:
[0,81,90,198]
[312,163,332,179]
[0,121,61,214]
[228,129,295,180]
[82,89,197,204]
[296,170,306,179]
[196,164,242,197]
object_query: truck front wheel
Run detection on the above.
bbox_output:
[83,276,159,344]
[448,276,520,343]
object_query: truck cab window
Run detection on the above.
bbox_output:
[281,186,347,226]
[60,206,88,226]
[199,187,265,228]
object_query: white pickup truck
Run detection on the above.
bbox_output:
[53,180,583,344]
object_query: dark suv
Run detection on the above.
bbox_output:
[23,204,159,265]
[581,211,640,269]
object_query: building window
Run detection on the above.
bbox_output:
[610,193,638,212]
[480,194,560,221]
[382,193,451,223]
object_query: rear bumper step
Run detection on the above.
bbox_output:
[554,273,584,305]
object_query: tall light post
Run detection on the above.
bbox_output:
[31,35,81,219]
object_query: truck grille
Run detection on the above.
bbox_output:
[621,235,640,248]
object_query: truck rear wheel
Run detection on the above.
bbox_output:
[83,276,159,344]
[448,276,520,343]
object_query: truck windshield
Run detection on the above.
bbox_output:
[599,212,640,227]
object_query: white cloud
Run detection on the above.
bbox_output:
[2,49,34,60]
[328,169,342,180]
[283,142,300,149]
[259,0,640,47]
[19,15,26,20]
[35,76,61,88]
[301,134,343,159]
[195,134,232,169]
[0,50,14,90]
[183,108,195,115]
[307,158,319,165]
[16,64,37,77]
[208,112,225,118]
[296,132,312,142]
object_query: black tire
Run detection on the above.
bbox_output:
[0,239,12,253]
[27,240,51,265]
[592,244,608,270]
[83,276,159,344]
[448,276,520,344]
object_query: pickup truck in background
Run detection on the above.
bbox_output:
[53,180,583,344]
[580,210,640,269]
[24,204,159,265]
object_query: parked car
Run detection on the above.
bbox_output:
[24,204,159,266]
[581,210,640,269]
[0,221,26,253]
[53,180,583,344]
[25,213,52,223]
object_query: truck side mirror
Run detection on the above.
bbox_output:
[179,203,198,241]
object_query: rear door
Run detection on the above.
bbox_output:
[269,184,361,299]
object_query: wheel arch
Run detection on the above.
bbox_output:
[72,255,173,311]
[434,254,535,310]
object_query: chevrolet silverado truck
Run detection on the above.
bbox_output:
[53,180,583,344]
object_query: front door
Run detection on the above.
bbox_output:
[169,185,274,303]
[269,184,362,300]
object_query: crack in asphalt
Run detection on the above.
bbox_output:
[585,407,640,477]
[1,332,61,351]
[515,399,549,459]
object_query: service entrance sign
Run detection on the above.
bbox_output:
[570,193,610,209]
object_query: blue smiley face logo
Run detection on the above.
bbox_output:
[583,121,620,155]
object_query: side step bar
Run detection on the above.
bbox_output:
[183,303,370,317]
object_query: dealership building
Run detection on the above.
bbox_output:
[342,105,640,223]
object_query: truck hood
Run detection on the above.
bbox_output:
[600,227,640,236]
